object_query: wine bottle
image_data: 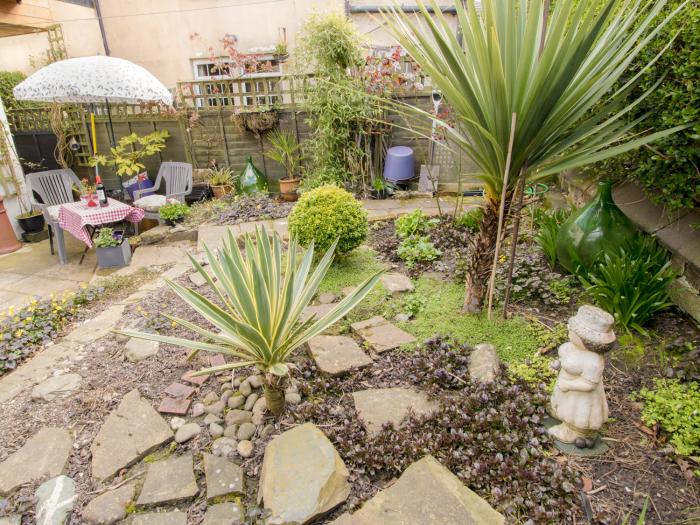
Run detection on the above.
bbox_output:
[95,175,108,207]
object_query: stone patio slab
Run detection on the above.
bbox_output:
[131,511,187,525]
[82,482,135,525]
[308,335,373,376]
[204,453,245,501]
[0,427,73,495]
[352,388,439,436]
[91,389,173,481]
[380,273,414,294]
[300,303,337,323]
[31,373,82,401]
[351,317,417,353]
[136,454,198,507]
[202,503,243,525]
[35,475,75,525]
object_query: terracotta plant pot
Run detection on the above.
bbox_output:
[211,185,233,199]
[278,178,300,202]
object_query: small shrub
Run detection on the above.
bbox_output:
[636,379,700,456]
[158,201,190,223]
[454,207,483,232]
[395,209,438,239]
[396,236,442,268]
[288,186,368,254]
[578,236,675,334]
[535,208,572,269]
[508,353,557,393]
[94,227,121,248]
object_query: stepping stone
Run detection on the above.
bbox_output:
[352,388,439,436]
[308,335,373,376]
[331,455,505,525]
[0,427,72,495]
[158,397,192,416]
[300,303,337,323]
[82,482,135,525]
[209,354,226,369]
[131,511,187,525]
[136,455,198,507]
[469,343,500,383]
[91,389,173,482]
[202,503,243,525]
[189,271,207,287]
[163,382,195,399]
[203,453,244,501]
[182,369,209,386]
[351,317,417,353]
[259,423,350,525]
[35,475,75,525]
[317,292,337,304]
[380,272,414,294]
[124,339,159,362]
[0,517,20,525]
[31,374,82,402]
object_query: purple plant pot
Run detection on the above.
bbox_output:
[383,146,415,183]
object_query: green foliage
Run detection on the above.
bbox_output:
[90,130,169,177]
[578,235,676,334]
[453,207,483,232]
[119,228,382,383]
[94,227,121,248]
[296,12,363,73]
[158,202,190,222]
[288,186,368,254]
[508,353,557,393]
[637,379,700,456]
[589,0,700,211]
[207,165,235,187]
[0,71,34,110]
[528,321,569,353]
[395,209,438,239]
[265,129,302,180]
[318,247,386,295]
[396,236,442,268]
[535,208,573,269]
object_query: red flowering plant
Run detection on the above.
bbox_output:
[361,46,424,96]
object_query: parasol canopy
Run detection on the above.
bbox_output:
[13,55,172,105]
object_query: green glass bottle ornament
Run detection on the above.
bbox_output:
[556,181,637,273]
[238,156,268,195]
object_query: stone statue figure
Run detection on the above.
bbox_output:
[548,305,616,448]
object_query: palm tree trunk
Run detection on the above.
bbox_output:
[464,197,503,312]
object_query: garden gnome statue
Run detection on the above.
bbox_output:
[548,305,616,449]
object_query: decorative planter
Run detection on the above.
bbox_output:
[278,178,300,202]
[238,156,268,195]
[96,239,132,269]
[211,184,233,199]
[0,197,21,254]
[17,212,45,234]
[556,181,637,273]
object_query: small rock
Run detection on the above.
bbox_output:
[189,272,207,287]
[224,425,238,438]
[212,437,238,459]
[469,343,500,383]
[175,423,201,443]
[31,374,82,402]
[285,393,301,405]
[239,381,252,397]
[191,403,205,417]
[203,413,222,425]
[317,292,337,304]
[285,384,298,395]
[204,400,226,415]
[252,397,267,414]
[380,272,414,294]
[244,393,259,411]
[260,424,274,439]
[203,392,220,405]
[225,409,253,426]
[124,339,159,362]
[394,313,411,322]
[82,482,134,525]
[247,375,264,389]
[237,440,254,458]
[209,423,224,438]
[252,412,265,426]
[227,394,245,409]
[170,417,186,431]
[35,475,75,525]
[237,422,256,441]
[232,376,243,388]
[221,390,233,403]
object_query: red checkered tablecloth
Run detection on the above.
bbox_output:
[56,198,145,248]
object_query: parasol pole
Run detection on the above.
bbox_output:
[89,104,99,180]
[105,98,126,200]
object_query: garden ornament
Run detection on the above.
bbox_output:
[548,305,615,449]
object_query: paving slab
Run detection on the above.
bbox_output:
[203,453,245,501]
[131,511,187,525]
[31,373,82,401]
[136,454,198,507]
[91,389,173,481]
[124,339,159,362]
[300,303,337,323]
[202,503,243,525]
[352,388,439,436]
[308,335,373,376]
[330,456,505,524]
[82,482,135,525]
[380,273,414,294]
[351,317,417,353]
[158,397,192,415]
[35,475,75,525]
[259,423,350,525]
[0,427,73,495]
[64,304,125,345]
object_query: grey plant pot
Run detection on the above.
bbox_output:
[96,240,132,269]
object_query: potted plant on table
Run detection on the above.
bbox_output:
[158,201,190,226]
[265,129,302,201]
[95,227,131,269]
[207,165,235,199]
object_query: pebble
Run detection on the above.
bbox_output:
[285,384,298,395]
[170,417,186,431]
[232,377,242,388]
[191,403,205,417]
[224,425,238,439]
[237,440,254,458]
[237,422,256,441]
[203,392,220,405]
[394,313,411,322]
[252,397,267,414]
[175,423,201,443]
[227,394,245,409]
[225,410,253,426]
[239,381,252,397]
[318,292,337,304]
[221,390,233,403]
[203,413,222,425]
[260,424,274,439]
[204,400,226,415]
[244,393,259,411]
[209,423,224,438]
[212,437,238,459]
[252,412,265,426]
[247,375,264,389]
[285,393,302,405]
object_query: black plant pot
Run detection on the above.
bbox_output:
[17,213,45,233]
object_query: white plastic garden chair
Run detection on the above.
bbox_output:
[132,161,193,232]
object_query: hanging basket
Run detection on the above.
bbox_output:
[232,109,279,136]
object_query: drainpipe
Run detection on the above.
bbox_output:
[349,4,457,14]
[94,0,110,56]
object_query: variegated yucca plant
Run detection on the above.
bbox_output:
[119,228,382,414]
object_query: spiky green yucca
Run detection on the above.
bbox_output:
[118,228,382,414]
[384,0,690,311]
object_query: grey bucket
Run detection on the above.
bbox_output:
[96,239,132,269]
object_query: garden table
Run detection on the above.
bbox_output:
[51,198,144,265]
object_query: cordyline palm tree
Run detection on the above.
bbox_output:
[118,228,382,415]
[384,0,690,312]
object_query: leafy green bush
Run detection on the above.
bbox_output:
[636,379,700,456]
[159,202,190,223]
[395,209,438,239]
[396,236,442,268]
[288,186,368,254]
[534,208,573,269]
[578,236,675,334]
[454,207,483,232]
[0,71,35,110]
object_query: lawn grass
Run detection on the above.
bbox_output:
[319,247,387,295]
